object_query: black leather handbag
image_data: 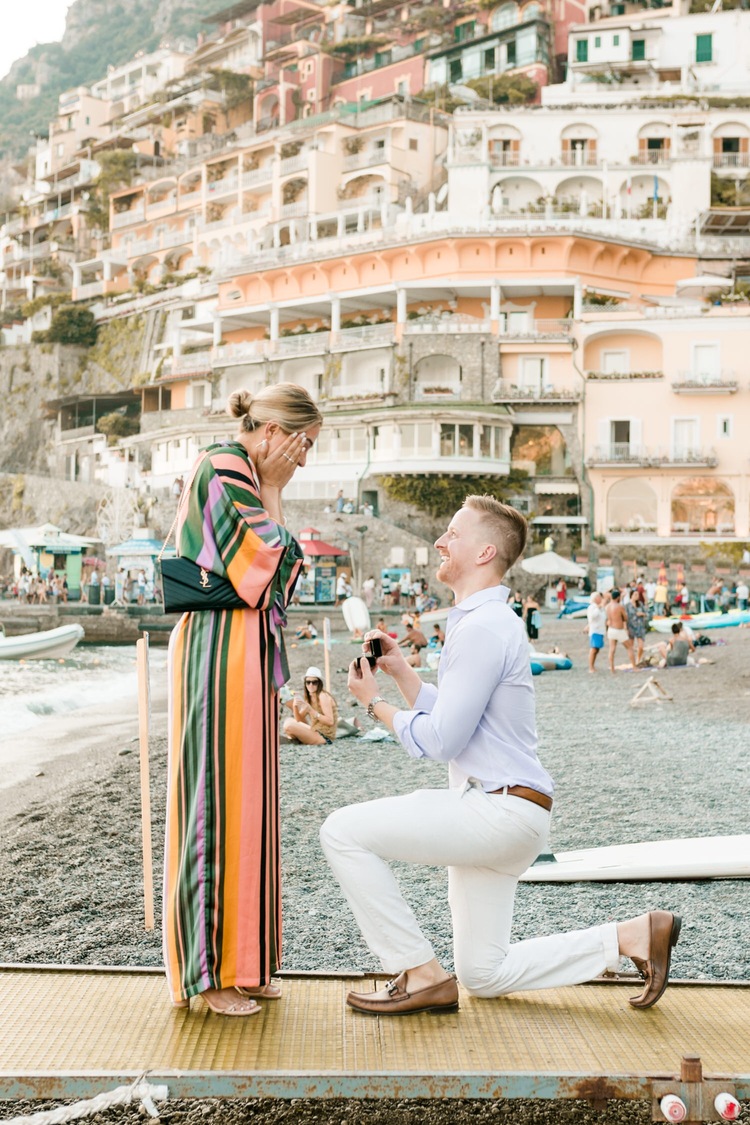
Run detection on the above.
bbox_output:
[158,556,247,614]
[158,454,247,614]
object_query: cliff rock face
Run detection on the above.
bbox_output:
[0,0,205,158]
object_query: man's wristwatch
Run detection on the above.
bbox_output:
[367,696,387,720]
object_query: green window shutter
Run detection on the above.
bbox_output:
[613,34,620,45]
[594,35,601,47]
[696,33,712,62]
[576,39,588,62]
[631,38,645,60]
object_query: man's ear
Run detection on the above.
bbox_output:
[477,543,498,567]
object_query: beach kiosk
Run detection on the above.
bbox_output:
[0,522,98,599]
[106,528,174,605]
[296,527,349,605]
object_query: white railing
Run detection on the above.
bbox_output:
[632,151,670,165]
[270,332,330,354]
[281,201,308,218]
[164,352,213,375]
[415,383,461,400]
[177,190,202,208]
[332,323,395,349]
[491,382,581,400]
[162,227,194,249]
[560,150,599,167]
[112,207,145,229]
[404,318,491,335]
[279,153,307,176]
[213,340,268,365]
[489,151,521,168]
[131,238,161,257]
[207,175,239,197]
[713,153,750,168]
[343,148,388,171]
[243,166,274,188]
[75,279,105,300]
[673,370,738,389]
[589,444,650,463]
[588,444,718,466]
[501,318,572,337]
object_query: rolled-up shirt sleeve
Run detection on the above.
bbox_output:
[392,625,504,761]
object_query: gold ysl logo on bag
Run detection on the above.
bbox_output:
[200,568,211,589]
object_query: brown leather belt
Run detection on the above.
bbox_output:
[488,785,553,811]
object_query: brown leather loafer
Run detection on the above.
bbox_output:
[629,911,682,1010]
[347,972,459,1016]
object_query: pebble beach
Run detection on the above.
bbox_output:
[1,611,748,1124]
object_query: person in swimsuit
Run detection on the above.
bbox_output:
[283,666,339,745]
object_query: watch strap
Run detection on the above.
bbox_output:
[367,696,387,720]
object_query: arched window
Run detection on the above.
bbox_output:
[607,478,657,532]
[671,478,735,535]
[491,2,518,30]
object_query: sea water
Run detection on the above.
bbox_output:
[0,645,168,736]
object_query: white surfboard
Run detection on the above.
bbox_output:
[520,834,750,882]
[342,595,370,635]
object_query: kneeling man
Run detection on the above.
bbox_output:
[320,496,681,1016]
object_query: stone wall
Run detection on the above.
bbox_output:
[0,471,109,535]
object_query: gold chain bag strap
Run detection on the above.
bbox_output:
[158,453,247,613]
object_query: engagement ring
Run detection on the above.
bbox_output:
[282,453,296,462]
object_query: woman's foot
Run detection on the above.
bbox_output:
[237,980,282,1000]
[173,987,261,1016]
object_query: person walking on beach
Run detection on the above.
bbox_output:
[586,591,607,673]
[606,589,637,673]
[163,383,321,1016]
[626,589,648,666]
[320,497,680,1017]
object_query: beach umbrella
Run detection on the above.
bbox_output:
[676,563,685,588]
[521,551,587,579]
[658,561,668,586]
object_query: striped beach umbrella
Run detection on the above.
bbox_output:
[658,561,668,586]
[676,563,685,588]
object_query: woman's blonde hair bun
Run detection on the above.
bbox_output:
[227,390,253,419]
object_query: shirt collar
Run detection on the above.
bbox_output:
[448,584,511,622]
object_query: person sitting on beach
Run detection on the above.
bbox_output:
[428,623,445,649]
[398,621,428,651]
[283,666,339,746]
[658,622,695,668]
[296,619,318,640]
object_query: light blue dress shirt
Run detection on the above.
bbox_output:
[392,585,555,796]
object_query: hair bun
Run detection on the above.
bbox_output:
[227,390,253,419]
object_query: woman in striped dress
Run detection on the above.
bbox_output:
[164,384,322,1016]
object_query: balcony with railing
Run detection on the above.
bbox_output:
[713,153,750,169]
[559,150,599,167]
[207,175,239,198]
[672,371,739,393]
[343,147,390,171]
[269,332,330,356]
[279,152,308,177]
[213,340,268,367]
[588,444,718,467]
[243,166,274,188]
[177,190,202,209]
[587,443,651,466]
[489,151,521,169]
[500,318,573,339]
[404,316,491,335]
[163,352,214,377]
[631,150,670,166]
[112,205,146,229]
[280,201,308,219]
[330,323,395,351]
[491,382,581,403]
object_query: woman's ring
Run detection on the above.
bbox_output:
[283,453,296,463]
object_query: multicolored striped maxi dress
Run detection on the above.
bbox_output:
[163,441,303,1003]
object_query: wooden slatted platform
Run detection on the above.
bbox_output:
[1,966,748,1102]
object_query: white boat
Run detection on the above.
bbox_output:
[649,610,750,633]
[0,624,85,660]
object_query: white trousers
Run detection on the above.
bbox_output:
[320,783,621,996]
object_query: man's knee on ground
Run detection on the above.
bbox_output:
[455,958,508,998]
